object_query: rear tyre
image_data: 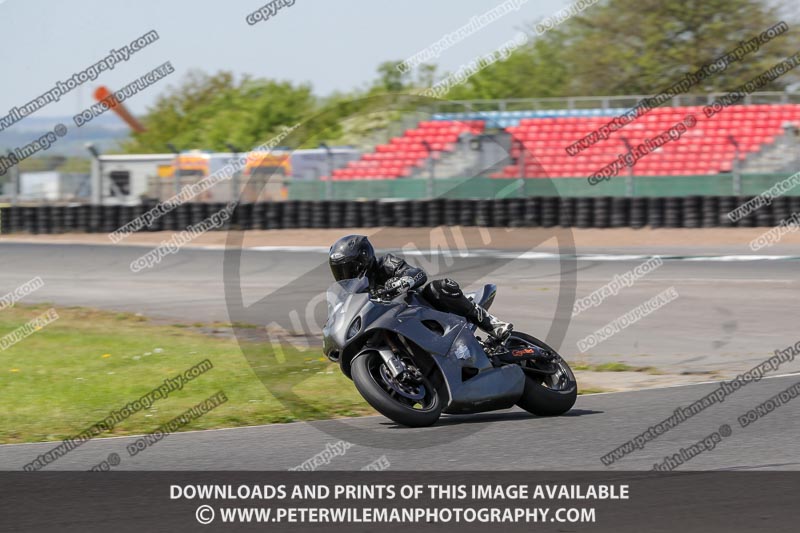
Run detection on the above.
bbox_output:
[351,351,443,427]
[511,332,577,416]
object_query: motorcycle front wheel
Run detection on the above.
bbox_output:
[510,332,578,416]
[351,351,443,427]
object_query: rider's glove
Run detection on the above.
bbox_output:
[383,276,414,297]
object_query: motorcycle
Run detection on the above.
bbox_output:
[322,275,577,427]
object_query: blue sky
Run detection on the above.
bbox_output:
[0,0,567,121]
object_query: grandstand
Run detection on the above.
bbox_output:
[329,119,485,180]
[324,101,800,181]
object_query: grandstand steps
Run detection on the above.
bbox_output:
[328,119,485,181]
[427,146,478,178]
[738,124,800,174]
[471,132,514,178]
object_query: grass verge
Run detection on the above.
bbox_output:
[0,304,374,444]
[572,362,660,374]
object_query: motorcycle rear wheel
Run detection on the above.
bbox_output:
[510,332,578,416]
[351,351,443,427]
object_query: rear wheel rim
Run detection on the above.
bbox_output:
[507,337,574,391]
[527,358,573,391]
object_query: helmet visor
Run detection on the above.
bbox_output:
[330,260,365,281]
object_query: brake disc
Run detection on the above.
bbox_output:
[379,364,426,401]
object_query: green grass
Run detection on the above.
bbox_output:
[572,362,659,373]
[0,304,374,444]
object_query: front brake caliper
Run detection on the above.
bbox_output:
[377,348,407,378]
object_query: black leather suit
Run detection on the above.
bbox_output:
[369,254,476,318]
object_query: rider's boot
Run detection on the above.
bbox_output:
[469,304,513,341]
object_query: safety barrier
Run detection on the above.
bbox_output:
[287,174,799,201]
[0,196,794,235]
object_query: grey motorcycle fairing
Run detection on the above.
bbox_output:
[322,279,525,415]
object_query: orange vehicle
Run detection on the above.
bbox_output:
[244,152,291,178]
[243,152,291,200]
[174,152,211,179]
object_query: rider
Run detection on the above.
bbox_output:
[328,234,513,341]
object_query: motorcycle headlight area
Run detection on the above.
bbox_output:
[346,316,362,340]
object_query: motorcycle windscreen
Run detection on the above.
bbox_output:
[326,276,369,317]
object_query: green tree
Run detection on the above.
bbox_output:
[408,0,798,100]
[121,71,315,153]
[554,0,799,95]
[444,33,571,100]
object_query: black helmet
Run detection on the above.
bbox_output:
[329,235,376,281]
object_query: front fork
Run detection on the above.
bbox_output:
[364,331,408,379]
[376,347,407,378]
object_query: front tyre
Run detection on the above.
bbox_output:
[511,332,577,416]
[351,351,443,427]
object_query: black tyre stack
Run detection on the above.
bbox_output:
[629,197,647,229]
[789,197,800,225]
[540,197,558,227]
[506,198,525,227]
[364,200,381,227]
[265,201,282,229]
[117,206,133,235]
[0,205,10,234]
[35,205,51,234]
[647,197,665,228]
[558,197,575,227]
[493,199,511,227]
[311,201,329,229]
[296,200,313,229]
[281,200,297,229]
[459,200,476,226]
[49,206,65,234]
[160,204,177,231]
[700,196,719,228]
[8,206,22,233]
[409,200,426,227]
[329,200,346,228]
[392,201,410,227]
[377,201,394,227]
[754,198,774,227]
[592,197,611,228]
[574,197,593,228]
[716,196,737,227]
[238,203,254,230]
[523,197,541,227]
[23,207,38,234]
[102,205,120,233]
[342,200,360,228]
[130,203,145,230]
[443,199,460,226]
[664,197,683,228]
[73,205,89,233]
[735,196,757,227]
[426,198,444,227]
[190,203,208,227]
[610,197,630,228]
[475,199,491,227]
[251,202,265,229]
[175,203,191,231]
[11,196,796,233]
[772,196,791,225]
[682,196,702,228]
